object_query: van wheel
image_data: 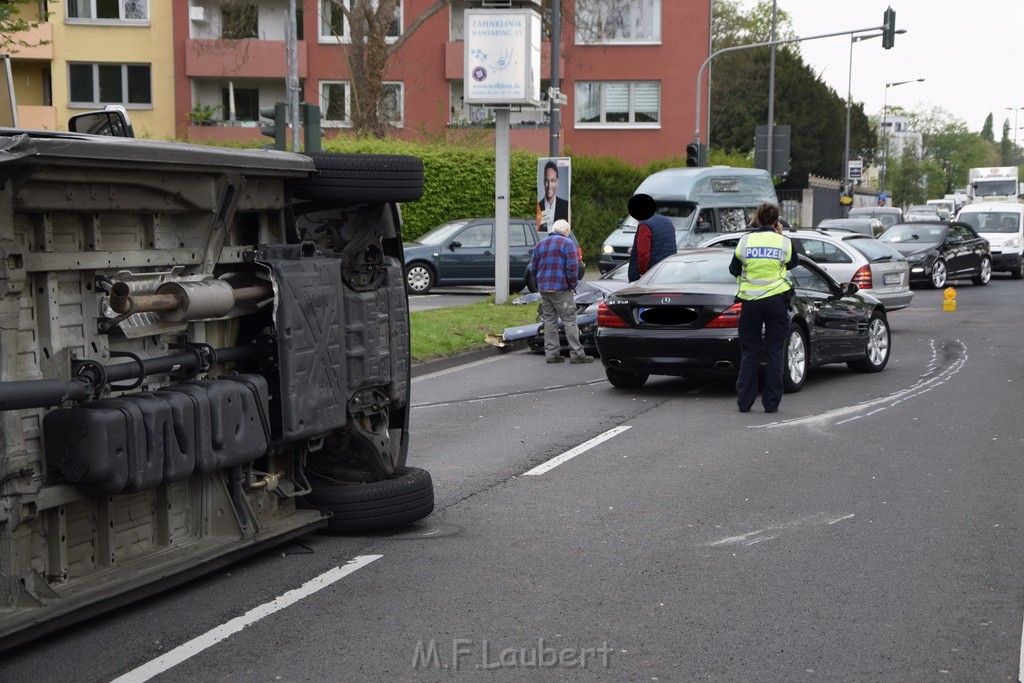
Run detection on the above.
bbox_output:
[292,153,425,204]
[1012,261,1024,280]
[303,467,434,534]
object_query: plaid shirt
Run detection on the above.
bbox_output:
[529,233,578,291]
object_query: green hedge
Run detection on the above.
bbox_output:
[319,137,678,262]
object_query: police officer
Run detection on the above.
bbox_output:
[728,203,799,413]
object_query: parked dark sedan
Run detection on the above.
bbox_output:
[594,250,891,390]
[403,217,538,294]
[876,221,991,289]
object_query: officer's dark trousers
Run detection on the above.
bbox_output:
[735,294,789,412]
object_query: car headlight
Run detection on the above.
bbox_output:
[906,254,925,263]
[602,245,614,254]
[1005,237,1021,249]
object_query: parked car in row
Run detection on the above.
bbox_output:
[848,206,903,229]
[903,205,944,222]
[817,217,886,237]
[699,228,914,312]
[403,217,583,294]
[876,221,991,289]
[594,250,892,390]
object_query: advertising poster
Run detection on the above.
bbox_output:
[536,157,571,233]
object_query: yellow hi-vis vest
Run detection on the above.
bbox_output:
[734,231,793,301]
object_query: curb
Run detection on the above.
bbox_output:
[411,339,529,378]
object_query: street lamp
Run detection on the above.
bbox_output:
[879,77,925,195]
[843,30,906,191]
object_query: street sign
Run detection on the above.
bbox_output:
[848,159,863,180]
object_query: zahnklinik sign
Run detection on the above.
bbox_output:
[463,9,541,106]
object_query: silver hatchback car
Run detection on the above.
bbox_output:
[700,228,914,312]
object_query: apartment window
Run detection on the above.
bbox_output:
[67,0,148,21]
[575,81,659,126]
[319,81,403,127]
[68,63,151,107]
[319,0,401,42]
[575,0,660,44]
[221,2,258,39]
[221,88,259,121]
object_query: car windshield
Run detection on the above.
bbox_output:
[879,224,947,244]
[640,252,736,285]
[819,219,871,235]
[975,180,1017,197]
[416,220,471,245]
[849,209,899,227]
[958,211,1019,233]
[843,236,905,261]
[602,264,630,281]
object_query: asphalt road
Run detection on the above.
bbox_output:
[3,275,1024,681]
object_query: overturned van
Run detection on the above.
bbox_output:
[599,167,778,272]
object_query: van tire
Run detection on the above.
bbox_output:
[304,467,434,534]
[1012,260,1024,279]
[293,153,424,204]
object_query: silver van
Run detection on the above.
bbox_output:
[599,166,778,273]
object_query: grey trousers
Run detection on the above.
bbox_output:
[539,289,585,358]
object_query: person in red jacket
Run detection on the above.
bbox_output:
[627,193,677,281]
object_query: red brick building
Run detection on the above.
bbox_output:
[174,1,709,166]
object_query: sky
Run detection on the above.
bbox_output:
[740,0,1024,138]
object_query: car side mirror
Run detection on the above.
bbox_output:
[448,241,461,250]
[839,282,859,297]
[694,221,713,233]
[68,107,135,137]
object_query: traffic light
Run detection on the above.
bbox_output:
[259,102,287,151]
[882,7,896,49]
[686,142,700,167]
[300,103,323,155]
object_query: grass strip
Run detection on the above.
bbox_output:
[410,298,539,363]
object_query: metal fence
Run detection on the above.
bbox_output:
[777,189,803,226]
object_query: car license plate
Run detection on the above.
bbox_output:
[883,273,901,285]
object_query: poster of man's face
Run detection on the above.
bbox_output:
[536,157,571,232]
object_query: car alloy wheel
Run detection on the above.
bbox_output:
[782,323,807,393]
[848,312,891,372]
[972,256,991,286]
[406,264,434,294]
[929,260,947,289]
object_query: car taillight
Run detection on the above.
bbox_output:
[851,265,872,288]
[597,301,629,328]
[706,303,742,328]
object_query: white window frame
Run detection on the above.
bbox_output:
[66,0,149,24]
[68,62,152,109]
[574,81,660,128]
[318,80,403,128]
[318,0,402,44]
[574,0,661,45]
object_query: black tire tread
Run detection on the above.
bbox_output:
[292,153,425,204]
[305,466,434,533]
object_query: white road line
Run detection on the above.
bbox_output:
[523,426,632,476]
[111,555,383,683]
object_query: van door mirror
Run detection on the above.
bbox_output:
[68,106,135,137]
[694,221,713,233]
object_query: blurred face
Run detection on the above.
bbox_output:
[544,167,558,202]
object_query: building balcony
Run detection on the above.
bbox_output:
[11,22,52,61]
[185,39,307,79]
[18,105,57,131]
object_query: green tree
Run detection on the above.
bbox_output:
[0,1,50,54]
[707,0,873,188]
[980,113,994,141]
[911,106,991,194]
[1000,118,1013,165]
[886,144,928,208]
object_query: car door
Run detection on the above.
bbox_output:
[436,220,494,283]
[790,262,864,359]
[508,220,535,281]
[956,223,990,274]
[791,236,855,283]
[940,224,973,277]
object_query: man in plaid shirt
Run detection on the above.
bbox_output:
[528,219,595,364]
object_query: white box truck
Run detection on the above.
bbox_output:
[967,166,1021,203]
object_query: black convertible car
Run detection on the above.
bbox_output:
[594,249,892,389]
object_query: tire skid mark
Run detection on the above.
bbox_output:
[752,339,967,429]
[412,379,606,410]
[707,511,854,547]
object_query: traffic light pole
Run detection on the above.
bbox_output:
[692,22,889,152]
